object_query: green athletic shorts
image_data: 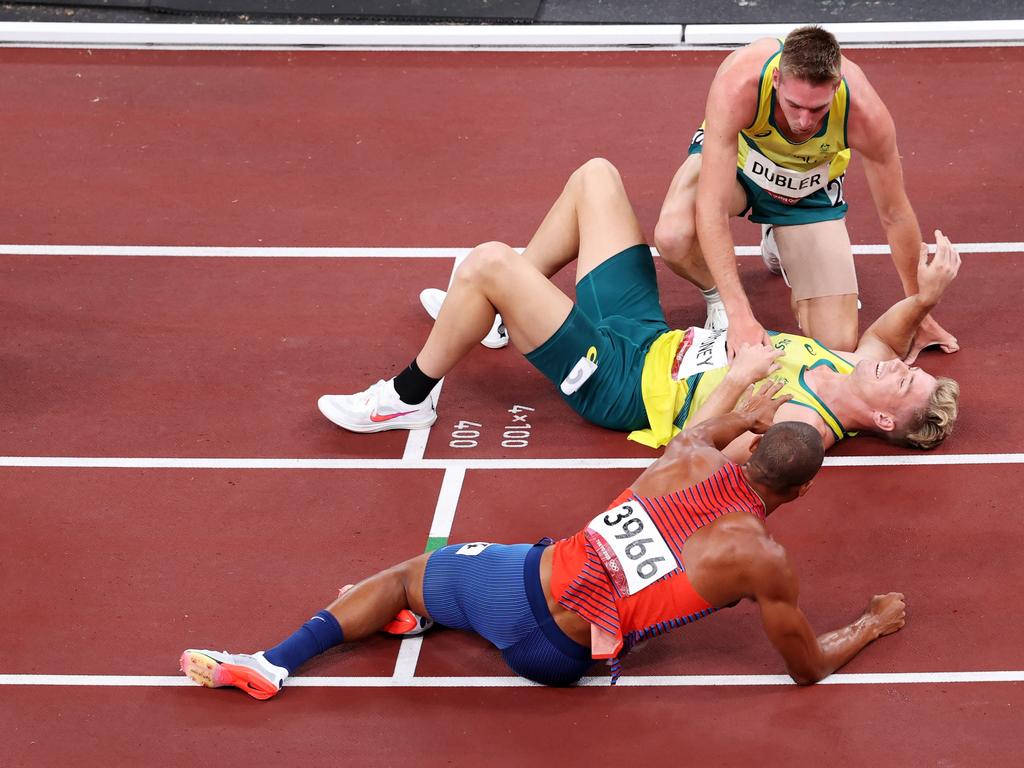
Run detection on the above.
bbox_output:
[524,244,669,430]
[688,133,849,226]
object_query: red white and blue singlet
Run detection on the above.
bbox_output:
[549,462,765,681]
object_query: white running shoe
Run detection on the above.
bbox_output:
[318,378,436,433]
[760,224,783,275]
[704,300,729,331]
[419,288,509,349]
[179,649,288,701]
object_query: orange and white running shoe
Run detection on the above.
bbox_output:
[338,584,434,637]
[179,649,288,701]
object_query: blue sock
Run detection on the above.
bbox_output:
[263,610,345,674]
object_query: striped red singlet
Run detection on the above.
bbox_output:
[549,462,765,680]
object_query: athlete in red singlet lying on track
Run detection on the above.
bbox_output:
[181,382,906,698]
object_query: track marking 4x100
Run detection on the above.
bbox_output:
[0,243,1019,258]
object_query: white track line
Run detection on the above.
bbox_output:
[400,385,437,461]
[401,426,432,461]
[390,466,466,678]
[427,467,467,541]
[4,670,1022,688]
[391,637,425,680]
[0,243,1019,258]
[685,20,1024,46]
[2,20,1024,49]
[399,251,468,461]
[2,454,1022,470]
[0,22,683,48]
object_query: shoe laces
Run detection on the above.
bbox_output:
[705,302,729,331]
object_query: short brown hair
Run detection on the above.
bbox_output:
[747,422,824,493]
[780,26,842,85]
[900,376,960,450]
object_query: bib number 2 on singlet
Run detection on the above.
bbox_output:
[586,501,677,596]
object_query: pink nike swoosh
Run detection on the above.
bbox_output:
[370,409,416,423]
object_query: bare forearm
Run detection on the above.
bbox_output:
[697,210,753,319]
[684,409,757,451]
[689,371,757,429]
[860,294,932,359]
[884,211,924,295]
[801,612,884,684]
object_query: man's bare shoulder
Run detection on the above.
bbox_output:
[714,37,778,91]
[840,56,894,152]
[839,54,867,87]
[735,527,796,601]
[706,37,780,128]
[707,517,792,600]
[634,441,727,497]
[775,401,833,446]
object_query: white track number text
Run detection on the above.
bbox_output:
[450,420,482,449]
[502,405,534,448]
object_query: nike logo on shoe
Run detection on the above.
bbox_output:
[370,409,417,423]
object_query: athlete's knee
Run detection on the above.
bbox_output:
[457,241,521,291]
[570,157,625,201]
[655,164,700,268]
[459,241,516,279]
[819,326,858,353]
[653,209,697,266]
[804,319,858,353]
[796,296,859,352]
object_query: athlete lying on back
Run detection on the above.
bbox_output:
[317,158,959,458]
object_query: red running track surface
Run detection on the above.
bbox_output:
[1,45,1022,767]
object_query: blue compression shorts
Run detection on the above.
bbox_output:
[422,542,594,686]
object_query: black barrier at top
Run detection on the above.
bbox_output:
[10,0,544,22]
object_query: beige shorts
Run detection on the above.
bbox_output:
[773,219,858,302]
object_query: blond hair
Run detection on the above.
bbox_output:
[780,26,842,85]
[901,377,960,450]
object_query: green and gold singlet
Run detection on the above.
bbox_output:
[688,40,853,224]
[629,329,857,448]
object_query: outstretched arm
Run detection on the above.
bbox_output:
[754,550,906,685]
[847,60,957,363]
[855,231,961,360]
[697,46,771,356]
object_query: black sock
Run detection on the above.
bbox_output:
[393,359,440,404]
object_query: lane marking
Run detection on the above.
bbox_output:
[5,42,1024,52]
[401,426,432,462]
[427,467,466,542]
[391,637,425,680]
[4,670,1022,688]
[400,250,466,461]
[1,21,1023,49]
[400,379,440,461]
[685,20,1024,46]
[2,454,1023,470]
[390,466,465,678]
[0,242,1020,258]
[0,22,683,48]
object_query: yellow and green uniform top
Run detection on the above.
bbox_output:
[628,329,858,449]
[735,41,851,205]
